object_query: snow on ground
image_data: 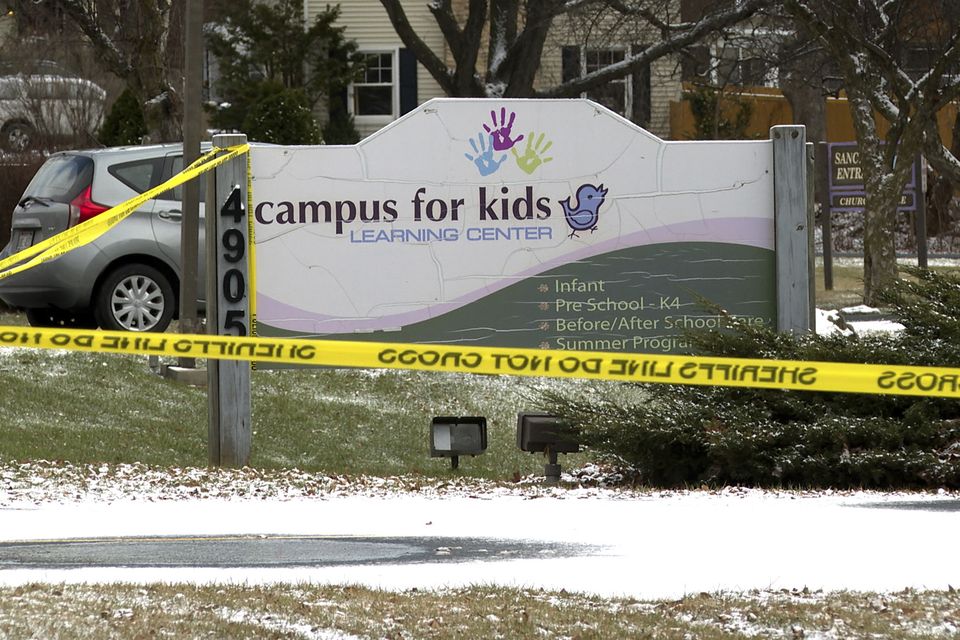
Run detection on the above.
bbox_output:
[816,306,905,336]
[0,295,944,600]
[815,308,851,336]
[1,462,958,599]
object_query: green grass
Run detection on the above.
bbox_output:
[814,262,960,309]
[815,264,868,309]
[2,287,959,636]
[250,367,602,477]
[0,583,957,639]
[0,332,601,478]
[0,350,208,466]
[3,259,960,476]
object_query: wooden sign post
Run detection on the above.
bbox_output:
[207,133,251,467]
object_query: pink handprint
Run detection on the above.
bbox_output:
[483,107,524,151]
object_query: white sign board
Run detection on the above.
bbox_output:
[251,99,777,353]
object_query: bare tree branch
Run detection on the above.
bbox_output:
[487,0,518,78]
[539,0,773,98]
[55,0,182,141]
[914,29,960,107]
[923,118,960,185]
[598,0,695,35]
[502,0,565,96]
[378,0,456,95]
[429,0,463,59]
[56,0,132,77]
[783,0,960,301]
[458,0,489,93]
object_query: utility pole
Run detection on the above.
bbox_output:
[180,0,204,367]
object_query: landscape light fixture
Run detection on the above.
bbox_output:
[430,416,487,470]
[516,412,579,484]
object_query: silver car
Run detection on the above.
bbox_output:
[0,144,205,331]
[0,70,106,152]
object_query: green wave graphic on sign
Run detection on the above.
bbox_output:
[258,242,776,356]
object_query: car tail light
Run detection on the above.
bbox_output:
[68,186,110,227]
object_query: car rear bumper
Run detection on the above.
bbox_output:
[0,241,103,311]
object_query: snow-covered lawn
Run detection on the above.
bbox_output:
[2,461,958,600]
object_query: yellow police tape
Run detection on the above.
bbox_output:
[0,144,251,282]
[3,325,960,398]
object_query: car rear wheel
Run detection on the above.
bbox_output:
[95,264,175,332]
[26,308,97,329]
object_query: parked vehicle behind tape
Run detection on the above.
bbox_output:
[0,144,206,331]
[0,67,106,152]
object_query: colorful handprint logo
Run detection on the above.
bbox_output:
[464,107,556,177]
[512,132,553,175]
[464,132,507,176]
[484,107,524,151]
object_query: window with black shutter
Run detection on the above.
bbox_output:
[560,44,650,126]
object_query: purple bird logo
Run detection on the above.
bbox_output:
[560,183,608,237]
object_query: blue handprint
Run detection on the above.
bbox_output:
[483,107,524,151]
[464,132,507,176]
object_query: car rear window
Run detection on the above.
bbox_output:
[163,155,206,202]
[108,158,163,194]
[22,154,93,203]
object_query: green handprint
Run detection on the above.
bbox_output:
[511,131,554,175]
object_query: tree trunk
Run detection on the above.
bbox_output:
[844,87,903,306]
[862,176,900,304]
[780,77,825,145]
[137,0,182,142]
[57,0,183,143]
[502,1,560,97]
[139,79,183,143]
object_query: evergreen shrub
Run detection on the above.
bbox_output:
[241,85,321,144]
[98,88,146,146]
[540,268,960,489]
[322,106,360,145]
[684,84,754,140]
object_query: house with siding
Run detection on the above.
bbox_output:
[306,0,445,138]
[305,0,683,139]
[538,4,682,138]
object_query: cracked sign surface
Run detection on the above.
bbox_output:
[251,99,776,354]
